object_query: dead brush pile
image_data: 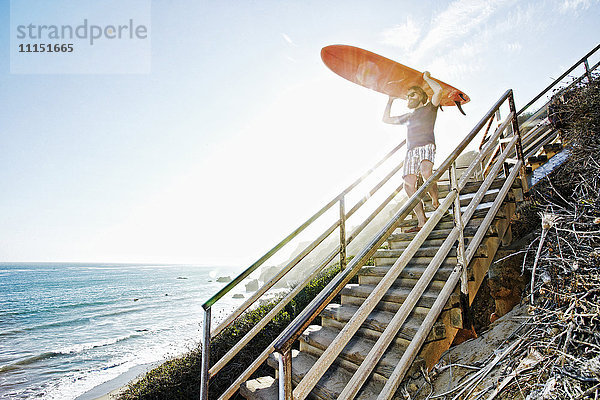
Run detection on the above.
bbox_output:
[504,76,600,399]
[470,77,600,399]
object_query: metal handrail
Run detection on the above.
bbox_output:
[212,179,409,400]
[339,110,519,400]
[272,90,523,400]
[517,43,599,116]
[478,43,599,161]
[273,89,513,349]
[202,140,406,311]
[207,160,406,378]
[478,46,600,183]
[199,139,407,399]
[519,58,600,134]
[379,141,523,399]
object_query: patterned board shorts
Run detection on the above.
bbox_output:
[403,143,436,177]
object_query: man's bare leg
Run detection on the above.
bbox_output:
[404,174,427,227]
[420,160,439,209]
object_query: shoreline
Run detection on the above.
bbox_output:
[76,362,160,400]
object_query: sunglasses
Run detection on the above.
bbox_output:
[407,92,420,99]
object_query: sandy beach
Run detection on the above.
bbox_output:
[76,362,157,400]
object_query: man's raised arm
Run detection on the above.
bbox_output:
[423,71,442,107]
[382,96,409,125]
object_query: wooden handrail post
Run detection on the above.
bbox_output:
[200,307,211,400]
[339,196,347,270]
[450,162,468,299]
[450,162,470,330]
[508,91,529,192]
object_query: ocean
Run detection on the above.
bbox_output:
[0,262,246,400]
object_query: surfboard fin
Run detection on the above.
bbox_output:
[455,101,466,116]
[439,105,444,112]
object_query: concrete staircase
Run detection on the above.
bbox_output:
[240,176,521,400]
[200,47,598,400]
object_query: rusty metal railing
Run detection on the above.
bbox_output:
[378,141,523,399]
[272,89,527,400]
[199,139,408,399]
[478,43,599,182]
[338,112,518,399]
[517,43,599,116]
[519,57,599,157]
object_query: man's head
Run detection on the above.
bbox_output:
[407,86,428,109]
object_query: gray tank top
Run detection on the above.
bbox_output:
[407,102,438,150]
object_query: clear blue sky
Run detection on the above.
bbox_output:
[1,0,599,266]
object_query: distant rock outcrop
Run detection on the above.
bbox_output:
[245,279,259,292]
[216,276,232,283]
[259,266,278,283]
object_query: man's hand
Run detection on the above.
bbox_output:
[422,71,442,107]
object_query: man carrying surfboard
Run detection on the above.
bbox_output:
[383,71,442,232]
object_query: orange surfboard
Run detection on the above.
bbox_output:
[321,45,470,114]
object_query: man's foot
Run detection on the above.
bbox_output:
[406,226,421,233]
[432,200,440,210]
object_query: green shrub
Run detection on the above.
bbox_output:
[118,262,345,400]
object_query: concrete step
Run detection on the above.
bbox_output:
[299,325,424,381]
[387,237,449,250]
[387,223,497,242]
[407,179,512,209]
[340,283,459,310]
[374,255,459,267]
[421,178,514,203]
[265,350,382,400]
[373,244,486,266]
[359,264,454,281]
[388,207,506,249]
[240,376,278,400]
[456,191,505,208]
[321,303,447,344]
[341,294,461,320]
[397,218,461,231]
[374,244,487,259]
[358,274,448,288]
[543,142,563,157]
[395,209,460,228]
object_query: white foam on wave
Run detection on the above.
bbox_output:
[42,324,200,400]
[57,333,141,355]
[1,264,241,400]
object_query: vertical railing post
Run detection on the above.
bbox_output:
[200,307,211,400]
[508,91,529,192]
[339,196,347,270]
[584,58,592,82]
[495,108,512,179]
[450,163,468,298]
[451,161,471,332]
[277,349,293,400]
